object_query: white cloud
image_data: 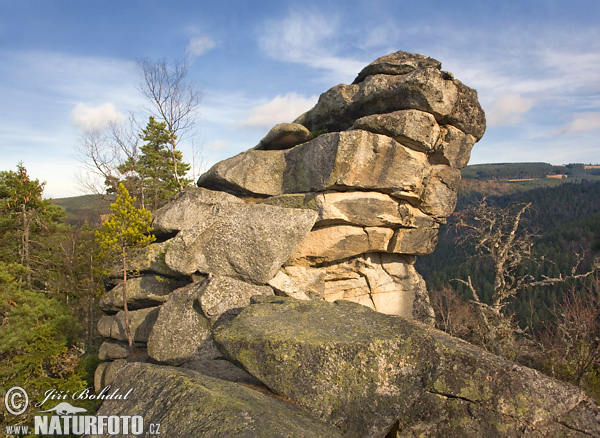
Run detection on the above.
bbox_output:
[241,93,318,129]
[71,102,126,131]
[486,94,537,127]
[206,140,232,152]
[187,36,217,57]
[557,112,600,135]
[258,10,365,82]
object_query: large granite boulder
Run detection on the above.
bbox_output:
[295,51,485,140]
[199,130,430,199]
[152,187,244,235]
[164,203,317,283]
[147,277,274,365]
[91,51,506,436]
[89,362,344,438]
[214,296,600,437]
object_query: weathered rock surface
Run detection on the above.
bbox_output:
[263,191,436,229]
[419,165,462,219]
[199,130,430,199]
[353,51,442,84]
[164,203,317,283]
[255,122,312,150]
[99,275,189,313]
[96,306,159,343]
[98,339,146,361]
[152,187,244,235]
[214,297,600,437]
[271,253,432,322]
[294,66,485,140]
[197,275,274,321]
[108,240,180,278]
[147,283,214,365]
[89,362,345,438]
[147,276,274,365]
[197,149,285,196]
[430,124,476,169]
[352,109,441,153]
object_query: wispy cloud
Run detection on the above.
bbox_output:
[258,10,365,82]
[187,36,217,57]
[71,102,126,131]
[241,92,318,129]
[557,112,600,135]
[487,94,537,127]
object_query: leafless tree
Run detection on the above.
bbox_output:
[139,57,201,190]
[75,115,141,197]
[452,198,597,357]
[430,286,481,341]
[537,273,600,386]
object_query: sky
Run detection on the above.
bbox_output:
[0,0,599,198]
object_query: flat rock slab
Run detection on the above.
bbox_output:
[198,130,430,199]
[97,306,159,343]
[153,187,244,235]
[165,203,317,284]
[214,297,600,438]
[89,362,344,438]
[99,275,189,313]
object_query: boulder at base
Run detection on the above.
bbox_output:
[87,362,344,438]
[214,296,600,438]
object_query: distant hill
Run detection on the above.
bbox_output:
[461,162,600,182]
[51,194,112,226]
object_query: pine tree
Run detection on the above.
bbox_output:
[0,162,50,288]
[95,183,155,353]
[118,117,191,211]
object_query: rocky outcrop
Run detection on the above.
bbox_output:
[90,50,600,437]
[214,297,600,437]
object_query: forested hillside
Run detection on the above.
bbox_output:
[462,162,600,181]
[418,179,600,329]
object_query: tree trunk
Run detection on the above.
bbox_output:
[21,205,31,289]
[122,247,134,355]
[170,135,183,191]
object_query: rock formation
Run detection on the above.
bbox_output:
[92,51,600,437]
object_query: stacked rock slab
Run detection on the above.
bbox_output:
[196,51,485,323]
[92,51,600,437]
[96,50,484,386]
[95,187,318,389]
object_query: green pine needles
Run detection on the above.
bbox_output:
[95,183,155,353]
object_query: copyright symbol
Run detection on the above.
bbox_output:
[5,386,29,415]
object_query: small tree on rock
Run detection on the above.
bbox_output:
[95,183,155,354]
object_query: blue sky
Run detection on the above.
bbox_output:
[1,0,599,198]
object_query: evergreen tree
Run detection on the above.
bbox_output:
[118,116,191,211]
[0,162,52,288]
[95,183,155,353]
[0,261,94,429]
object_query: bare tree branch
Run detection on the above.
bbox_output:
[139,57,201,190]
